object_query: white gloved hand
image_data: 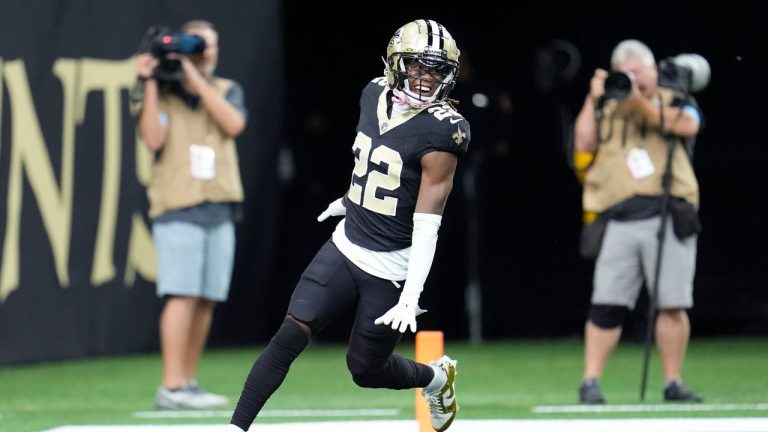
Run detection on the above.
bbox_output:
[374,213,441,333]
[316,197,346,222]
[225,424,246,432]
[374,293,427,334]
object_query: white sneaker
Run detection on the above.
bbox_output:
[155,382,228,410]
[421,355,458,432]
[184,380,229,407]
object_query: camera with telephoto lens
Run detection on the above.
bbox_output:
[602,71,633,102]
[138,25,207,83]
[658,53,710,95]
[603,53,711,103]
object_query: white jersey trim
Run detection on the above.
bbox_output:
[331,219,409,281]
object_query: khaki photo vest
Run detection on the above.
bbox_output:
[147,78,245,218]
[582,88,699,214]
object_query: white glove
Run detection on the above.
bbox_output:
[225,424,245,432]
[374,213,441,333]
[317,197,346,222]
[374,291,427,333]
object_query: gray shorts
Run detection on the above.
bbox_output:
[593,216,697,309]
[152,220,235,302]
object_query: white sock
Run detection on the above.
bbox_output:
[226,424,245,432]
[424,364,447,394]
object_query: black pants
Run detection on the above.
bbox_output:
[289,239,432,389]
[231,240,434,430]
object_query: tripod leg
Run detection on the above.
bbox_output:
[640,212,669,401]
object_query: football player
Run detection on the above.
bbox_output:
[227,19,470,432]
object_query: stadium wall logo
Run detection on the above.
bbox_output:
[0,56,157,303]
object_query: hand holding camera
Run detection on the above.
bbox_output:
[137,26,207,83]
[165,53,207,93]
[136,53,160,80]
[589,68,609,101]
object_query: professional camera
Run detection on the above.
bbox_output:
[603,71,633,102]
[658,53,710,95]
[138,25,206,83]
[601,53,710,105]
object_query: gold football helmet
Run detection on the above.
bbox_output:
[385,19,460,104]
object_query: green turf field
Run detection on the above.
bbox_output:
[1,338,766,432]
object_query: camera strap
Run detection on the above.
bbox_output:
[658,95,675,192]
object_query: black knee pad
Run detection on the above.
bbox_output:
[285,314,313,338]
[266,317,310,360]
[588,304,628,329]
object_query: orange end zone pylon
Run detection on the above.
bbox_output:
[415,330,444,432]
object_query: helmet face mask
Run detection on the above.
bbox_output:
[385,19,460,105]
[404,57,452,81]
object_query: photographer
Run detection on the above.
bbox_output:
[135,19,247,409]
[572,39,703,404]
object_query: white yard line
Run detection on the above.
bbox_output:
[533,402,768,413]
[132,408,400,419]
[43,418,768,432]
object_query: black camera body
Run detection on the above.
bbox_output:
[657,58,691,95]
[139,26,206,83]
[658,54,710,95]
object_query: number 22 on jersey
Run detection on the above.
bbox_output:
[348,132,403,216]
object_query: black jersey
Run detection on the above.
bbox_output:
[344,77,471,252]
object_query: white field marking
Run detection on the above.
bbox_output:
[132,408,400,419]
[533,402,768,414]
[41,418,768,432]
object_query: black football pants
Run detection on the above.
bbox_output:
[289,239,433,388]
[231,240,433,429]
